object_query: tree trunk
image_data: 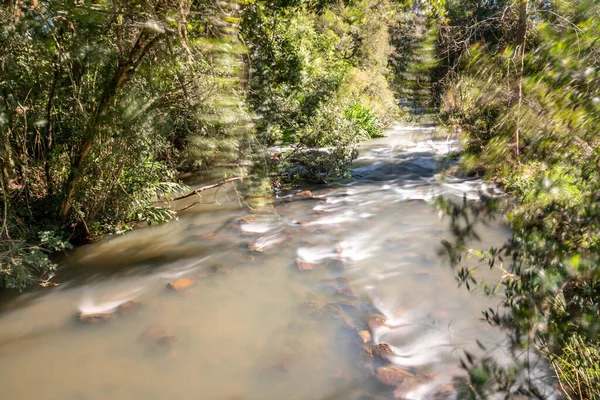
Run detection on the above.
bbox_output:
[44,53,60,195]
[58,31,163,218]
[513,0,528,161]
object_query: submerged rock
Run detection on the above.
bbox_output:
[167,277,195,291]
[300,300,323,314]
[391,373,434,399]
[141,325,177,348]
[237,214,264,224]
[367,314,388,331]
[78,300,142,322]
[296,261,313,271]
[359,330,372,343]
[295,190,313,199]
[337,286,355,298]
[117,300,142,315]
[78,312,112,323]
[209,263,232,275]
[373,343,396,362]
[319,302,343,319]
[375,365,414,386]
[247,241,264,252]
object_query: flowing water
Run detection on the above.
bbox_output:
[0,124,516,400]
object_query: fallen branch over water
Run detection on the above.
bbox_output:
[172,175,254,201]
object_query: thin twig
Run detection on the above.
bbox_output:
[171,175,254,201]
[174,201,200,212]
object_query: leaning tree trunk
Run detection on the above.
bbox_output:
[58,30,163,218]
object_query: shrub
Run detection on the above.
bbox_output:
[0,231,71,290]
[344,102,385,138]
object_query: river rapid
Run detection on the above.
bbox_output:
[0,124,517,400]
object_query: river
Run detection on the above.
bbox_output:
[0,124,515,399]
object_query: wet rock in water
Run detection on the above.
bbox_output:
[337,285,355,298]
[247,241,264,252]
[296,260,313,271]
[141,325,177,348]
[237,214,264,224]
[155,335,177,347]
[295,190,313,199]
[367,314,388,331]
[209,263,232,275]
[392,373,432,399]
[300,300,323,314]
[357,349,375,374]
[78,312,112,323]
[373,343,396,362]
[375,365,414,386]
[320,302,343,319]
[359,330,371,343]
[167,277,195,291]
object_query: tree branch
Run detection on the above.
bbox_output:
[171,175,253,201]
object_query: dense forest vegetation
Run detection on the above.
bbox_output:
[436,0,600,397]
[0,0,412,289]
[1,0,600,398]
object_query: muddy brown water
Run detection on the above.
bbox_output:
[0,125,518,399]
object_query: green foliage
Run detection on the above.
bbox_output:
[241,0,403,180]
[344,102,384,138]
[436,0,600,397]
[286,103,361,182]
[504,162,586,209]
[0,0,252,289]
[0,231,71,290]
[0,0,409,289]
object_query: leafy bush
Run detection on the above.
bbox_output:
[437,1,600,396]
[0,231,71,290]
[344,102,384,138]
